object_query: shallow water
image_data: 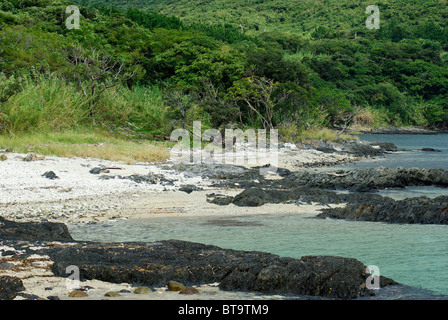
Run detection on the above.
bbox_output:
[70,133,448,299]
[342,133,448,170]
[69,212,448,297]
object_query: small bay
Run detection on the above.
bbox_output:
[69,133,448,298]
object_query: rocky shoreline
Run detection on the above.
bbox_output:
[1,137,447,300]
[205,166,448,225]
[1,217,398,300]
[350,126,448,135]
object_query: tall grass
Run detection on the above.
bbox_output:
[0,129,170,163]
[98,85,170,135]
[0,74,171,163]
[1,74,171,135]
[2,74,88,133]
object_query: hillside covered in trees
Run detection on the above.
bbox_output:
[1,0,447,142]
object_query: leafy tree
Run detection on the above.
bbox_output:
[64,44,139,116]
[309,87,353,127]
[228,76,291,129]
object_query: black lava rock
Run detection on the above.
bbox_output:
[0,217,74,241]
[42,171,59,180]
[0,276,25,300]
[48,239,397,299]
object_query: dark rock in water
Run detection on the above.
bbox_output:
[211,185,448,225]
[48,239,397,299]
[219,254,397,298]
[318,195,448,225]
[304,140,398,157]
[0,217,400,299]
[422,148,442,152]
[287,167,448,192]
[179,184,203,194]
[0,276,25,300]
[368,141,398,152]
[231,188,297,207]
[0,216,74,241]
[42,171,59,180]
[218,187,375,208]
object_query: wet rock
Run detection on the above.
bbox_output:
[318,195,448,225]
[0,276,25,300]
[0,218,401,299]
[208,185,448,225]
[286,167,448,192]
[0,217,74,241]
[422,148,441,152]
[49,239,397,299]
[219,255,397,298]
[223,187,348,207]
[302,140,398,157]
[231,188,297,207]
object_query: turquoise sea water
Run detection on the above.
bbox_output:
[69,133,448,298]
[343,133,448,170]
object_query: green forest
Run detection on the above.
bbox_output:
[1,0,447,144]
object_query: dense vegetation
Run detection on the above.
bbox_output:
[1,0,447,144]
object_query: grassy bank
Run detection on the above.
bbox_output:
[0,129,170,164]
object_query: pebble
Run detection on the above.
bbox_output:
[134,286,152,294]
[0,262,14,269]
[167,280,186,291]
[104,291,121,297]
[68,290,89,298]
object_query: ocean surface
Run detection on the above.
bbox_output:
[69,133,448,299]
[344,133,448,170]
